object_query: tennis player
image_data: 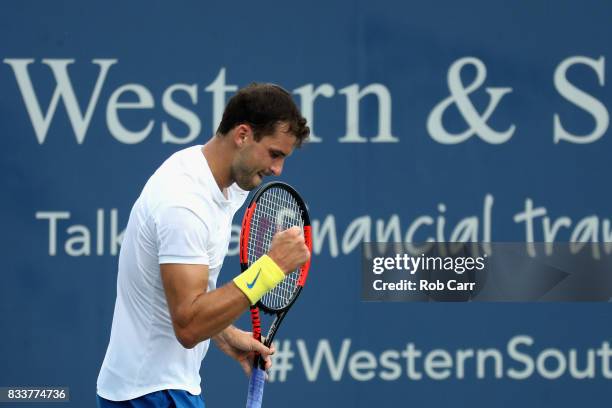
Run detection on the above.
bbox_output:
[96,83,311,408]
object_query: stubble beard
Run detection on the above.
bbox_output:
[231,159,261,191]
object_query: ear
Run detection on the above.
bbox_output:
[232,124,253,147]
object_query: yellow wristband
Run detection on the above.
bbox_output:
[233,255,285,305]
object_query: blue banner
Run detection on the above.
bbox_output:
[1,1,612,407]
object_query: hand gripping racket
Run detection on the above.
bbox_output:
[240,182,312,408]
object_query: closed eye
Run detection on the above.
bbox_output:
[270,150,286,159]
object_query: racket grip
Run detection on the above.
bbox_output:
[246,367,266,408]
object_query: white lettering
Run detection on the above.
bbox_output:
[106,84,155,144]
[293,84,334,142]
[4,58,116,143]
[162,84,201,144]
[554,56,608,144]
[338,84,397,143]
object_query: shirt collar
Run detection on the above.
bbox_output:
[198,146,232,206]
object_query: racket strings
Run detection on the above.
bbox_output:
[247,187,304,310]
[251,189,302,309]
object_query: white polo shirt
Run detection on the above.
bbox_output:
[97,145,248,401]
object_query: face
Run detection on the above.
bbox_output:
[231,123,297,191]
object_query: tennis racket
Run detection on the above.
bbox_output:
[240,181,312,408]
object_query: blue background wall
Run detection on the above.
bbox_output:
[1,1,612,407]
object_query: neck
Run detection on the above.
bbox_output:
[203,135,233,190]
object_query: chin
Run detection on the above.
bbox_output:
[237,176,261,191]
[251,178,263,189]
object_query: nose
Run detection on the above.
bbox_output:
[270,160,284,176]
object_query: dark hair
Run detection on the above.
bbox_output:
[216,83,310,146]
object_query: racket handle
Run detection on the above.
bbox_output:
[246,367,266,408]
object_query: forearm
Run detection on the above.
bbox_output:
[212,324,238,346]
[164,250,294,349]
[175,283,249,348]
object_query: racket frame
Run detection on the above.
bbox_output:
[239,181,312,362]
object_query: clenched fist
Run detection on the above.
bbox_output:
[267,226,310,274]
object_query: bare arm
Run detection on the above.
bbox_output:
[161,263,249,348]
[161,226,310,349]
[213,325,277,375]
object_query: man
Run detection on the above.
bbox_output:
[97,83,311,408]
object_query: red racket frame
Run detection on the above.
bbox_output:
[239,182,312,367]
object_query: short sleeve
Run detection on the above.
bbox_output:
[155,206,210,265]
